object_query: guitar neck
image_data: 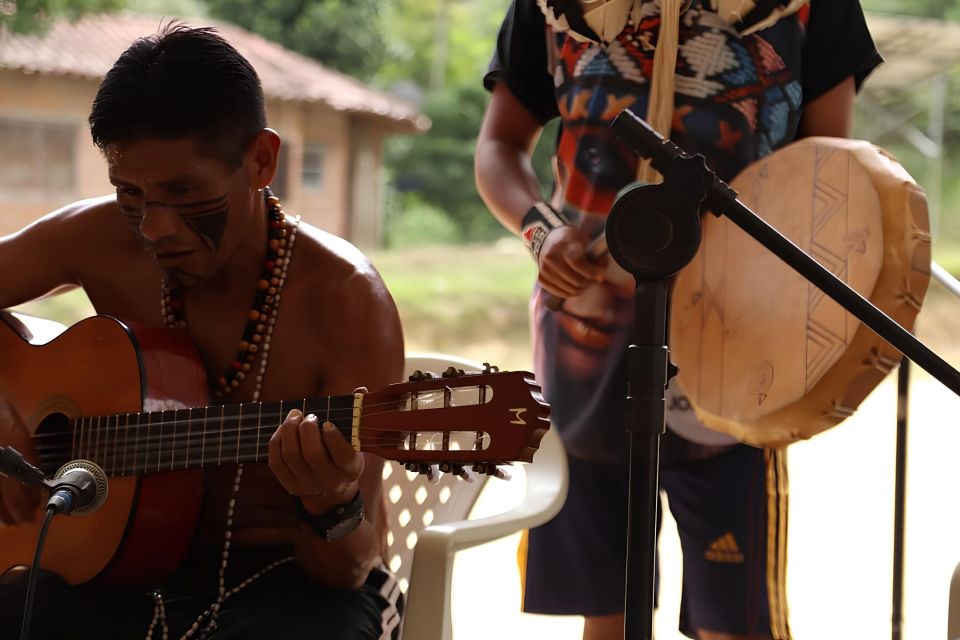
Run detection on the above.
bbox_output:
[34,396,361,478]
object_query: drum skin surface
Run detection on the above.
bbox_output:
[671,137,931,446]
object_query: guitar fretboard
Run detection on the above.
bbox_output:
[33,396,359,477]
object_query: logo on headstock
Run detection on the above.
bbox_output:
[510,408,527,425]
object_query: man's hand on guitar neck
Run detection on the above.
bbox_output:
[0,400,44,525]
[267,408,364,517]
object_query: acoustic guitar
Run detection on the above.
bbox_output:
[0,312,549,587]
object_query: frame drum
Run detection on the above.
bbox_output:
[670,137,931,446]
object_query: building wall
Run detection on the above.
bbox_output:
[0,70,108,235]
[279,101,353,238]
[0,70,385,246]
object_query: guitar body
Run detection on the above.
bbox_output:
[0,313,207,587]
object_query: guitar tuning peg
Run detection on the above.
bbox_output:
[408,369,435,382]
[482,363,500,374]
[472,463,512,481]
[439,462,475,483]
[405,462,441,483]
[441,366,465,378]
[488,466,512,481]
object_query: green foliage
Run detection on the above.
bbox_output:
[388,84,508,244]
[862,0,960,17]
[385,194,460,248]
[202,0,386,80]
[0,0,126,33]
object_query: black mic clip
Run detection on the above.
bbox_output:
[0,447,108,516]
[0,447,47,489]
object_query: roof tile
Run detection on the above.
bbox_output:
[0,13,428,132]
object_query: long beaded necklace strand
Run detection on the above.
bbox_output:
[146,188,300,640]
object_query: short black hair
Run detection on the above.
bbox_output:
[89,23,266,168]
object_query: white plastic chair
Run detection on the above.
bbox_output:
[949,561,960,639]
[382,353,568,640]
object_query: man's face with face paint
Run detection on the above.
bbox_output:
[107,137,252,285]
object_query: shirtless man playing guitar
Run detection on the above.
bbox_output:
[0,24,407,639]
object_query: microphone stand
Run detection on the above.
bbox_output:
[606,108,960,640]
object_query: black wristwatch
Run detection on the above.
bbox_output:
[296,491,364,542]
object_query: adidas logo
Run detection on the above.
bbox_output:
[704,532,745,563]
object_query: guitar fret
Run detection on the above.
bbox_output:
[156,410,164,473]
[218,405,225,466]
[87,417,93,460]
[255,402,262,462]
[108,414,115,467]
[236,403,243,464]
[170,409,178,471]
[144,412,152,475]
[122,413,130,477]
[185,407,193,469]
[132,413,140,475]
[201,406,208,469]
[104,415,112,474]
[71,418,78,460]
[93,416,100,466]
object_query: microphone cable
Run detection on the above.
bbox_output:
[19,504,58,640]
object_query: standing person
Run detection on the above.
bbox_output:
[0,24,405,639]
[475,1,881,638]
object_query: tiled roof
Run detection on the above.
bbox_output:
[0,13,428,132]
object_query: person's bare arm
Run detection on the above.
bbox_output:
[797,76,856,139]
[269,256,404,589]
[475,84,604,297]
[0,198,108,310]
[475,83,548,233]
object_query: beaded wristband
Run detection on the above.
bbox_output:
[520,202,571,262]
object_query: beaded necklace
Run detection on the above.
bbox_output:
[147,187,300,640]
[160,187,296,400]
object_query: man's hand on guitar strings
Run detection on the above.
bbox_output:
[0,400,44,525]
[267,408,364,517]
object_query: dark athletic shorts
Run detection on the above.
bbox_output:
[520,442,790,639]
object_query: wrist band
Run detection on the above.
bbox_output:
[296,491,364,542]
[520,202,570,261]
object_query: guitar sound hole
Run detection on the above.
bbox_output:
[35,412,73,475]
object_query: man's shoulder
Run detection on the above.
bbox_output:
[288,223,390,302]
[49,194,120,222]
[33,195,131,243]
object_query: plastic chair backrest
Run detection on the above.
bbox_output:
[382,354,490,593]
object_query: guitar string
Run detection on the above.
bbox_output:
[35,434,500,471]
[31,400,512,457]
[33,405,502,452]
[26,384,506,441]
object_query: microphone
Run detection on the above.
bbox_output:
[46,460,108,516]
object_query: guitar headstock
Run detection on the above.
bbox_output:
[361,365,550,478]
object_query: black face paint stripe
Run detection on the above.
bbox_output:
[144,194,228,211]
[176,203,233,218]
[182,203,230,252]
